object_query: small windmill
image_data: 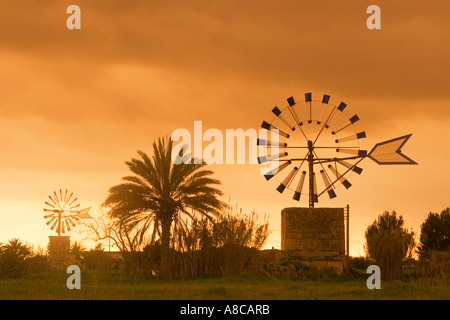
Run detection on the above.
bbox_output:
[43,189,92,236]
[258,92,417,207]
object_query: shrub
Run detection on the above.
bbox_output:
[26,252,51,276]
[169,204,270,277]
[0,238,32,279]
[348,256,371,270]
[417,208,450,260]
[123,243,161,276]
[82,244,118,270]
[364,211,415,279]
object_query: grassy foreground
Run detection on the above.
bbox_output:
[0,270,449,300]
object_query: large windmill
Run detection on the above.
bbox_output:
[258,92,417,207]
[259,92,417,268]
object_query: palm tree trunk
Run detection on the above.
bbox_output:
[160,217,171,279]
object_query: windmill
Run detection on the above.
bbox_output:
[258,92,417,207]
[43,189,92,236]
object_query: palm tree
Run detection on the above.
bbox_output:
[0,238,31,278]
[2,238,31,260]
[70,241,87,261]
[103,136,225,278]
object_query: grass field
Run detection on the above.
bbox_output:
[0,270,449,300]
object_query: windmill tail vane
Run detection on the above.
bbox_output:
[77,206,93,219]
[367,134,417,165]
[258,92,417,207]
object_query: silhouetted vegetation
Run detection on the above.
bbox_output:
[417,208,450,259]
[0,239,49,279]
[120,205,270,277]
[82,209,144,253]
[175,204,269,251]
[364,211,416,279]
[70,241,86,262]
[171,205,270,277]
[103,137,225,278]
[347,256,372,270]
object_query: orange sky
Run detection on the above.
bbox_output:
[0,1,449,255]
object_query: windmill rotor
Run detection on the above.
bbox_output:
[258,92,416,207]
[43,189,92,235]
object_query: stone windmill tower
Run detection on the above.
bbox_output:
[258,92,416,271]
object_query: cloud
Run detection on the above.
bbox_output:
[0,0,448,251]
[0,1,448,103]
[0,0,448,181]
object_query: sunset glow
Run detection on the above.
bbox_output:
[0,1,448,258]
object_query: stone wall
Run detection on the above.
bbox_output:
[48,236,72,269]
[281,207,345,272]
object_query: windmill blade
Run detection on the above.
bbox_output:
[272,106,296,131]
[305,92,312,123]
[46,216,57,225]
[320,170,337,199]
[368,134,417,165]
[67,217,77,228]
[338,160,363,175]
[284,96,310,141]
[70,203,80,210]
[337,102,347,112]
[263,161,291,181]
[287,96,301,124]
[328,164,352,189]
[258,152,288,164]
[261,121,290,138]
[66,192,73,204]
[293,171,307,201]
[43,213,54,219]
[48,195,57,205]
[316,94,330,125]
[276,167,298,193]
[53,191,59,203]
[336,148,367,157]
[60,189,63,202]
[335,131,366,143]
[323,101,346,130]
[312,97,339,144]
[45,201,55,208]
[332,115,360,135]
[66,220,71,232]
[63,189,68,202]
[257,138,287,148]
[69,197,78,206]
[50,218,59,230]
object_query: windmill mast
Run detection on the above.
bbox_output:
[308,140,315,208]
[58,211,61,236]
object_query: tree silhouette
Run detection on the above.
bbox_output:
[364,211,415,279]
[70,241,87,261]
[0,238,31,278]
[103,136,224,278]
[418,208,450,259]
